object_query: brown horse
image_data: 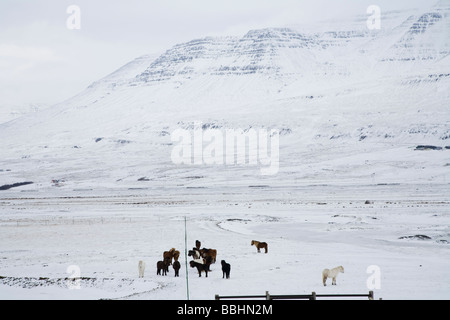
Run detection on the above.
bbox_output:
[251,240,268,253]
[173,250,180,262]
[200,248,217,263]
[163,248,177,264]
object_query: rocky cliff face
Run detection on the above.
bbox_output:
[80,1,449,95]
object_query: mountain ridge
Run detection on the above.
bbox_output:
[0,2,448,189]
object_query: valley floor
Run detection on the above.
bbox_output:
[0,183,449,300]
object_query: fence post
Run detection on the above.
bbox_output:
[266,291,271,300]
[310,292,316,300]
[369,291,374,300]
[215,294,220,300]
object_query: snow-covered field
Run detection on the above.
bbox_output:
[0,183,448,300]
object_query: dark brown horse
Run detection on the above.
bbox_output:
[157,258,171,276]
[173,260,181,277]
[221,260,231,279]
[189,260,210,277]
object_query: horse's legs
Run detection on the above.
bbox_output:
[323,276,327,286]
[332,277,336,285]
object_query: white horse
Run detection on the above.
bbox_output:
[188,248,207,265]
[192,250,204,265]
[138,260,146,278]
[322,266,344,286]
[189,248,202,262]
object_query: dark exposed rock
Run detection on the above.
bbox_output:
[0,182,34,191]
[415,145,442,150]
[399,234,432,240]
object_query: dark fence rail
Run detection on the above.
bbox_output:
[215,291,374,300]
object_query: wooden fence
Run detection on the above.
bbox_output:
[215,291,374,300]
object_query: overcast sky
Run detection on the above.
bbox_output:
[0,0,434,108]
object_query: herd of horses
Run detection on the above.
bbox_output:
[144,239,268,279]
[141,239,343,286]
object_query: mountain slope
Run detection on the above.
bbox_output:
[0,2,449,191]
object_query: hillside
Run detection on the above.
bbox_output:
[0,2,449,191]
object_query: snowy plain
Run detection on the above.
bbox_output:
[0,182,448,300]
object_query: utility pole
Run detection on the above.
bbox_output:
[184,216,190,300]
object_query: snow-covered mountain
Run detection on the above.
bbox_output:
[0,1,449,191]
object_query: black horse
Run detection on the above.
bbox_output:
[221,260,231,279]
